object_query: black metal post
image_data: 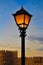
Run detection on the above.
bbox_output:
[20,28,26,65]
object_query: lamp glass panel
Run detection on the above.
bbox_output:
[25,15,30,25]
[15,14,24,24]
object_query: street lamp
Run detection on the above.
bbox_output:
[12,7,32,65]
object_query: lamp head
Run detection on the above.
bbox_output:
[12,7,32,29]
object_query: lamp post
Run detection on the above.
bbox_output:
[12,7,32,65]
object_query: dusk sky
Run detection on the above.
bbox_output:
[0,0,43,57]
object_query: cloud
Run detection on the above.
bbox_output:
[27,35,43,42]
[36,48,43,51]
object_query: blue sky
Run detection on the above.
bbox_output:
[0,0,43,57]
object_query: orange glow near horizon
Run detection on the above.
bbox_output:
[18,50,43,57]
[0,47,43,57]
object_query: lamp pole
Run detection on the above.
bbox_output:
[19,28,26,65]
[12,7,32,65]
